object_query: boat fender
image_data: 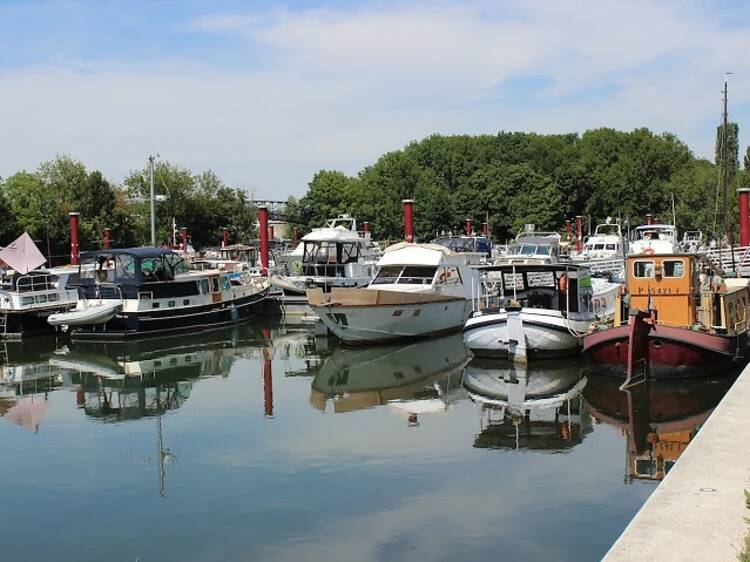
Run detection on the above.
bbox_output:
[643,248,655,255]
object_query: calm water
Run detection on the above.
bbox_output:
[0,321,737,562]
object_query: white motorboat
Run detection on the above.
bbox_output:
[269,215,380,317]
[463,263,620,362]
[570,220,627,281]
[307,242,480,343]
[628,224,679,255]
[0,233,81,339]
[494,225,562,265]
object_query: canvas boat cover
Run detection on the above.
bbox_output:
[0,232,46,274]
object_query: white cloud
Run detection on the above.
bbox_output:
[2,1,749,198]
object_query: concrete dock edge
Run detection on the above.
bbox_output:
[604,364,750,561]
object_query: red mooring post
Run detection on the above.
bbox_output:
[180,227,189,251]
[575,215,583,253]
[102,228,112,250]
[565,219,571,241]
[292,227,299,244]
[403,199,414,243]
[269,225,275,240]
[263,347,273,418]
[259,206,269,276]
[69,212,80,265]
[482,222,489,238]
[739,189,750,247]
[222,227,229,248]
[465,218,473,236]
[363,221,370,234]
[646,213,654,225]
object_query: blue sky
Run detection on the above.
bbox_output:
[1,0,749,198]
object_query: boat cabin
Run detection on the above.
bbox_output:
[478,264,594,316]
[628,224,678,255]
[432,236,491,258]
[76,248,216,300]
[619,253,750,334]
[301,228,363,277]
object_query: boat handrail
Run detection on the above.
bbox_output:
[16,273,57,293]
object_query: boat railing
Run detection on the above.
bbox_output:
[701,245,750,277]
[16,273,57,293]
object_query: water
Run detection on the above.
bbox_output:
[0,321,737,562]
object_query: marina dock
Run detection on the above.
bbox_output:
[604,363,750,561]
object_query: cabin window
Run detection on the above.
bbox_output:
[152,302,160,309]
[593,244,605,250]
[372,266,403,284]
[21,296,34,306]
[211,277,220,293]
[502,272,525,290]
[606,244,616,250]
[435,267,461,286]
[528,272,555,288]
[114,255,136,281]
[200,279,210,294]
[221,276,231,291]
[168,301,176,308]
[141,257,169,282]
[398,266,437,285]
[663,260,685,278]
[634,261,655,278]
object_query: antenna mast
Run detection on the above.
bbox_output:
[149,155,157,246]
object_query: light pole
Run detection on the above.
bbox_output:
[149,155,156,246]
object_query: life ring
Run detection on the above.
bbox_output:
[643,248,655,255]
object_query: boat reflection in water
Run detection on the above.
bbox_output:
[584,375,736,482]
[51,325,271,422]
[464,359,591,451]
[0,337,64,432]
[310,334,470,423]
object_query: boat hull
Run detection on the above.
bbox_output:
[582,323,743,378]
[1,309,69,340]
[313,298,473,344]
[70,289,269,341]
[463,310,587,359]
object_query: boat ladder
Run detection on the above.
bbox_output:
[0,314,7,338]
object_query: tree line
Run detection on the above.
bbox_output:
[288,127,750,243]
[1,126,746,264]
[0,156,257,264]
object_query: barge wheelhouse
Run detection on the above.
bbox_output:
[54,248,270,341]
[582,253,750,377]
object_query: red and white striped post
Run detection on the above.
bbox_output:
[222,227,229,248]
[465,218,473,236]
[646,213,654,225]
[739,189,750,247]
[403,199,414,243]
[258,206,269,276]
[69,212,80,265]
[565,219,571,241]
[482,222,489,238]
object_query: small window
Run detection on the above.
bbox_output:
[605,244,616,250]
[152,302,160,309]
[393,310,403,317]
[168,301,176,308]
[663,260,685,278]
[183,299,190,306]
[372,266,402,285]
[634,261,655,278]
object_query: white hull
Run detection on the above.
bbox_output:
[315,298,473,343]
[463,309,589,359]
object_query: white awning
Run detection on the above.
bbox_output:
[0,232,47,273]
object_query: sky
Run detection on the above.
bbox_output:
[1,0,750,199]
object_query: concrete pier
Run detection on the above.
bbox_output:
[604,365,750,561]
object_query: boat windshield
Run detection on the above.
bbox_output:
[371,265,437,285]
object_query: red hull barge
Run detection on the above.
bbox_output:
[583,322,742,378]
